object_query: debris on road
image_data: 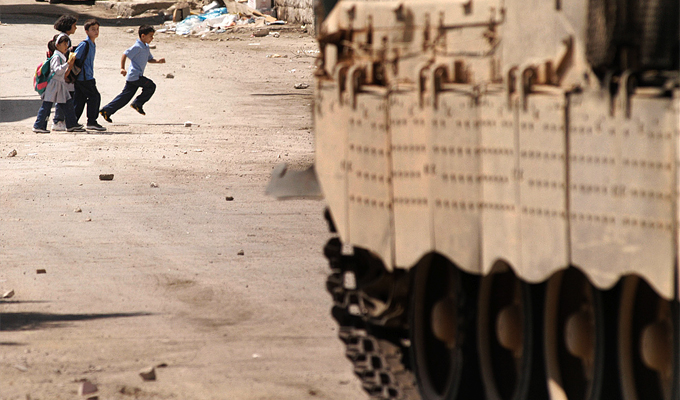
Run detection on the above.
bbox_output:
[36,269,46,274]
[78,380,98,397]
[85,218,92,222]
[225,196,234,201]
[150,182,159,188]
[2,289,15,299]
[156,362,168,368]
[184,121,193,127]
[139,366,156,381]
[294,83,309,89]
[74,207,82,213]
[7,149,17,157]
[13,364,28,372]
[99,174,114,181]
[165,73,175,79]
[253,28,269,37]
[237,250,245,255]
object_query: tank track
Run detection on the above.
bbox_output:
[324,236,420,400]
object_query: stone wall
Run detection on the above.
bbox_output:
[274,0,313,25]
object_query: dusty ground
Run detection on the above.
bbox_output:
[0,5,367,400]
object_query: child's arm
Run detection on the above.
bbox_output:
[149,58,166,64]
[120,54,128,77]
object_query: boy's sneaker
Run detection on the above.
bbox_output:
[32,127,50,134]
[100,110,112,123]
[130,104,145,115]
[67,126,86,132]
[86,123,107,132]
[52,120,66,131]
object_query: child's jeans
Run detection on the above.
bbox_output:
[52,90,75,124]
[34,98,78,130]
[100,76,156,116]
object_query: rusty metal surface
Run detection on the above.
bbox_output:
[314,0,680,299]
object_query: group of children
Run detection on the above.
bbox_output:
[33,15,166,133]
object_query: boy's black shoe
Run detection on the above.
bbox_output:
[87,123,107,132]
[100,110,112,123]
[130,104,145,115]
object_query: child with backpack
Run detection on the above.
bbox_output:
[50,14,79,131]
[73,19,106,131]
[33,33,85,133]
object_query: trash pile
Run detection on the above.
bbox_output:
[159,4,285,37]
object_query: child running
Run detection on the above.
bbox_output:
[73,19,106,131]
[100,25,165,123]
[33,34,86,133]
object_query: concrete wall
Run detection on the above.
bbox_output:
[274,0,313,25]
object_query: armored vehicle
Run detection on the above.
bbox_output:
[312,0,679,398]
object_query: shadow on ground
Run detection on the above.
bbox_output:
[0,311,152,331]
[0,98,43,123]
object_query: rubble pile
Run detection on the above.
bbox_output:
[157,1,286,36]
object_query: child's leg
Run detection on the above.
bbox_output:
[74,82,87,122]
[34,101,53,130]
[101,81,139,116]
[86,81,101,126]
[75,80,101,125]
[57,98,79,129]
[53,91,74,124]
[131,76,156,108]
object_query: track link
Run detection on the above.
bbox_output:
[324,236,420,400]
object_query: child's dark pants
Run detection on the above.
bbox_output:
[100,76,156,115]
[34,98,78,130]
[74,79,101,125]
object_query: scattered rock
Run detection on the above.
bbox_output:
[294,83,309,89]
[150,182,158,188]
[308,389,318,396]
[139,366,156,381]
[184,121,193,127]
[339,380,350,385]
[78,380,98,396]
[252,353,260,358]
[118,385,141,396]
[225,196,234,201]
[270,31,280,38]
[149,44,156,49]
[2,289,14,299]
[13,364,28,372]
[253,28,269,37]
[7,149,17,157]
[99,174,114,181]
[85,218,92,222]
[126,28,134,33]
[36,269,46,274]
[165,73,174,79]
[74,207,82,213]
[237,250,244,256]
[156,362,168,368]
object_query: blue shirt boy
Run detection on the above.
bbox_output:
[124,39,154,82]
[75,37,96,81]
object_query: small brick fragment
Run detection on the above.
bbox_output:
[99,174,114,181]
[78,380,98,396]
[139,366,156,381]
[36,269,46,274]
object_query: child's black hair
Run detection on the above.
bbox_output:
[84,19,100,31]
[46,33,69,57]
[138,25,155,38]
[54,14,77,33]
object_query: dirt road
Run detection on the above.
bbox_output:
[0,8,367,400]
